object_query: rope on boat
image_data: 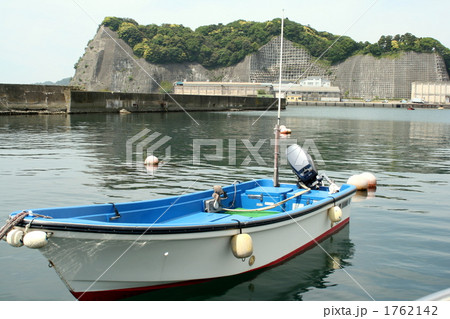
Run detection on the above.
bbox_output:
[222,188,311,212]
[0,211,29,241]
[0,211,52,241]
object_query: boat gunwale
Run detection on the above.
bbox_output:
[15,185,356,235]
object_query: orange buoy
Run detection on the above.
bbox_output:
[280,125,291,134]
[347,173,377,190]
[361,172,377,189]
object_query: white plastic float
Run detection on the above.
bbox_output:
[346,172,377,190]
[280,125,291,135]
[144,155,159,165]
[279,125,291,135]
[230,233,253,259]
[5,229,49,249]
[6,229,24,247]
[22,231,49,249]
[328,206,343,223]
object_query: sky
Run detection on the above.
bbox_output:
[1,0,449,84]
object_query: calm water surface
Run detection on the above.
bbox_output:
[0,106,449,300]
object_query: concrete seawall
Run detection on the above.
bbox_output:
[68,91,280,113]
[0,83,70,114]
[289,101,447,109]
[0,84,282,115]
[2,83,445,115]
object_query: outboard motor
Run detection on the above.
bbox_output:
[286,144,321,189]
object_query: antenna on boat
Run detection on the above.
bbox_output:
[273,11,284,187]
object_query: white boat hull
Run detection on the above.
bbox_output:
[38,200,351,300]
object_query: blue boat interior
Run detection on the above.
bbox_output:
[14,179,354,227]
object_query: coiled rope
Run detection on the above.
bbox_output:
[0,211,29,241]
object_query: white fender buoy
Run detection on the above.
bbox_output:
[347,174,368,190]
[328,206,342,223]
[231,233,253,259]
[361,172,377,189]
[6,229,24,247]
[144,155,159,165]
[23,231,48,249]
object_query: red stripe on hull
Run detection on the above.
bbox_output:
[72,278,212,301]
[72,218,350,301]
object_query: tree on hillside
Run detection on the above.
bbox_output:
[118,22,143,47]
[99,17,450,75]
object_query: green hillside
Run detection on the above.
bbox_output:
[101,17,450,74]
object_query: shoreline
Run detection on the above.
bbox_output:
[1,83,447,116]
[288,101,447,109]
[0,83,285,115]
[1,101,446,116]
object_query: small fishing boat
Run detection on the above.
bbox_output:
[0,15,357,301]
[3,168,355,300]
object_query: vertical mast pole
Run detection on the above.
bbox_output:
[273,11,284,187]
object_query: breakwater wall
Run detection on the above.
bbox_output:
[0,84,282,115]
[68,91,281,113]
[0,83,70,114]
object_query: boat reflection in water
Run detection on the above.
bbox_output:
[352,190,376,202]
[127,224,353,301]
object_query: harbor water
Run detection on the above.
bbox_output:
[0,106,449,300]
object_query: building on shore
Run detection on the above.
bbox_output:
[298,76,331,87]
[173,81,274,97]
[173,78,340,103]
[411,82,450,104]
[273,82,341,103]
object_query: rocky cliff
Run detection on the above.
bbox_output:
[71,26,449,99]
[71,27,251,93]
